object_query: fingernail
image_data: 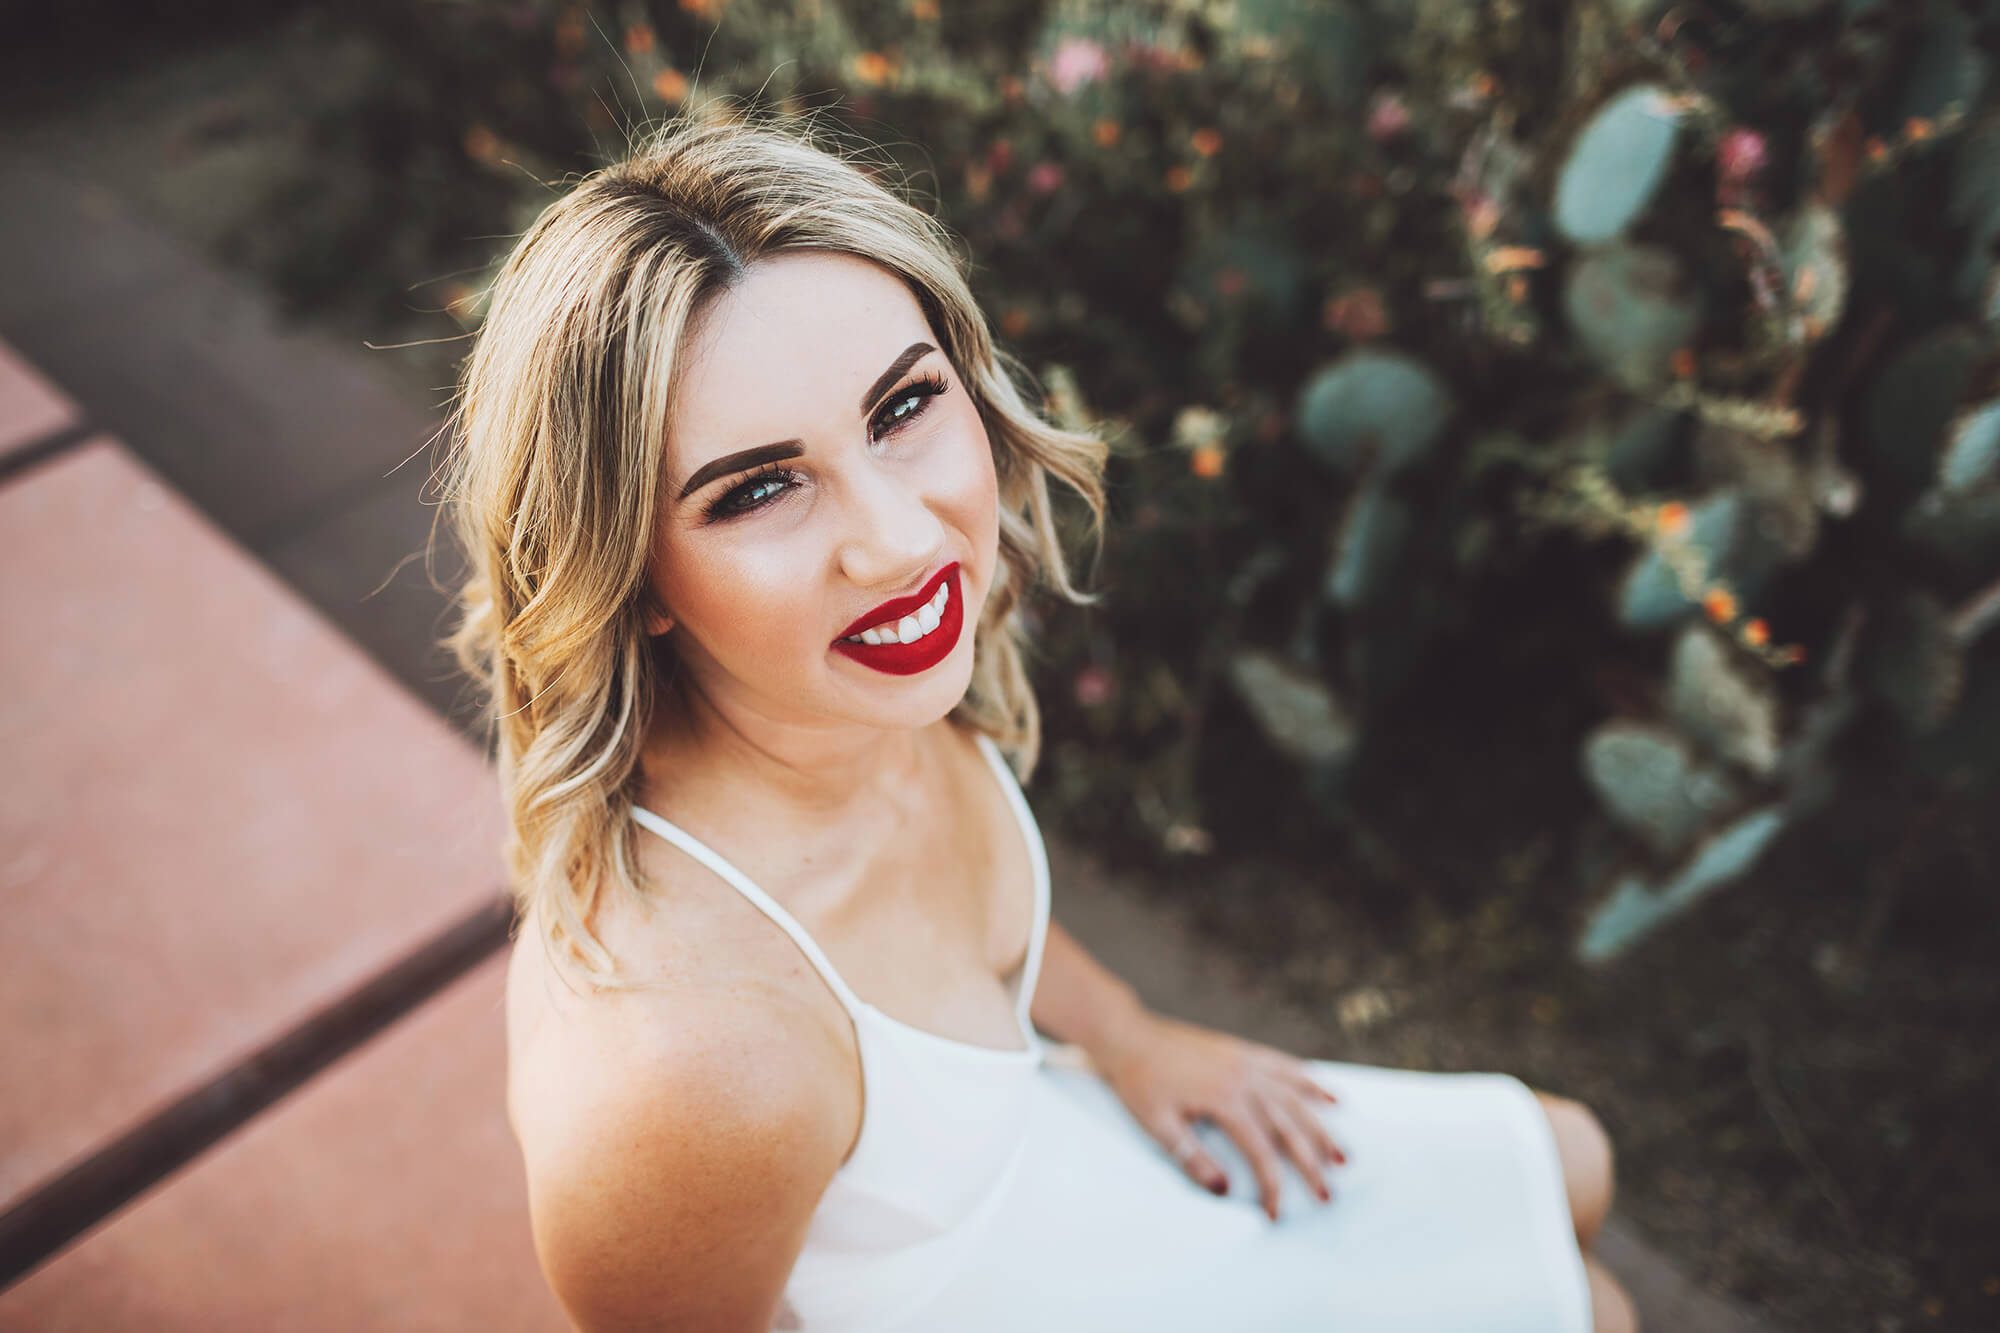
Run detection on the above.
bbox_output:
[1207,1175,1228,1196]
[1334,1149,1348,1164]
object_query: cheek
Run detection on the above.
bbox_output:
[667,546,818,648]
[940,414,1000,522]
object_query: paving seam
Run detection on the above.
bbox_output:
[0,894,514,1288]
[0,420,98,489]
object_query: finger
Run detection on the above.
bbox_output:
[1290,1065,1339,1104]
[1253,1088,1332,1205]
[1215,1103,1287,1223]
[1141,1105,1228,1196]
[1285,1079,1348,1166]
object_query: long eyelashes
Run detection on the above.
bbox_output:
[700,372,953,523]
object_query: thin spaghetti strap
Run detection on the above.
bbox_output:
[973,732,1051,1024]
[629,804,871,1020]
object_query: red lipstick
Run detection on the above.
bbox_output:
[830,561,963,677]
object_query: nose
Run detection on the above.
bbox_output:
[835,456,946,594]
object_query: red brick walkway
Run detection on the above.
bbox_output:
[0,339,565,1328]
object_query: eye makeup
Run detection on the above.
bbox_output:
[697,371,953,524]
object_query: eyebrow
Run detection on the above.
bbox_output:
[675,340,938,503]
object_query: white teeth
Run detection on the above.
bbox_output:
[842,578,952,646]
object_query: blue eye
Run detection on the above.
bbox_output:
[870,370,951,440]
[701,371,952,523]
[703,463,798,522]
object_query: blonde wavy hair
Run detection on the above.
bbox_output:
[434,106,1110,990]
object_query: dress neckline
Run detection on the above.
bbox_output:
[629,729,1048,1062]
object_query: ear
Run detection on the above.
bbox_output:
[643,609,675,636]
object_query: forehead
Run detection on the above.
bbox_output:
[668,251,933,457]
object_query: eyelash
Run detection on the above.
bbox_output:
[701,371,953,522]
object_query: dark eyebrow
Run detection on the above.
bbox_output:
[675,340,939,503]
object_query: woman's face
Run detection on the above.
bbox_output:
[645,250,1000,735]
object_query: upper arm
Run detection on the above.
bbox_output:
[523,1018,851,1333]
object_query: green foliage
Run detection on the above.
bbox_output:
[1582,721,1743,859]
[1226,648,1356,768]
[1553,83,1684,245]
[1577,807,1788,964]
[1563,242,1703,392]
[1324,475,1415,611]
[1296,349,1455,476]
[270,0,2000,965]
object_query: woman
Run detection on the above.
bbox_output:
[443,108,1636,1332]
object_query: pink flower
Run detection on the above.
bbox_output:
[1073,665,1115,708]
[1123,39,1183,73]
[1325,287,1389,341]
[1027,161,1065,194]
[1049,37,1109,95]
[1366,91,1410,141]
[1717,128,1768,184]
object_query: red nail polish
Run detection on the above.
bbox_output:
[1207,1176,1228,1196]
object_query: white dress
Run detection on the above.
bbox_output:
[629,732,1595,1331]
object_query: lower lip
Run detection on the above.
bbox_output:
[830,566,965,676]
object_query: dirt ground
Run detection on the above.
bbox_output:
[5,14,1995,1331]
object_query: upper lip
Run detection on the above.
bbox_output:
[834,561,958,641]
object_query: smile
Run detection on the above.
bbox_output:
[831,562,964,676]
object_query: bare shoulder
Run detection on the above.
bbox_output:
[505,920,855,1331]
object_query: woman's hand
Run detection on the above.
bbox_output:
[1091,1009,1347,1222]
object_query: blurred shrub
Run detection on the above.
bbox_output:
[271,0,2000,964]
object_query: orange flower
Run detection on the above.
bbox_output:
[852,51,894,87]
[1093,117,1120,147]
[1190,127,1223,157]
[910,0,939,19]
[1165,164,1194,192]
[1702,587,1738,624]
[1744,618,1769,646]
[1000,307,1030,338]
[624,23,655,54]
[1191,444,1225,478]
[1864,135,1889,161]
[1671,347,1697,379]
[1655,501,1690,535]
[1482,245,1547,274]
[652,68,689,101]
[463,124,501,164]
[1904,116,1933,142]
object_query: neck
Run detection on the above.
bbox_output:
[644,676,945,830]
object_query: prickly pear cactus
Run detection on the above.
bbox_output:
[1296,349,1455,477]
[1581,722,1744,859]
[1563,242,1704,392]
[1553,84,1686,245]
